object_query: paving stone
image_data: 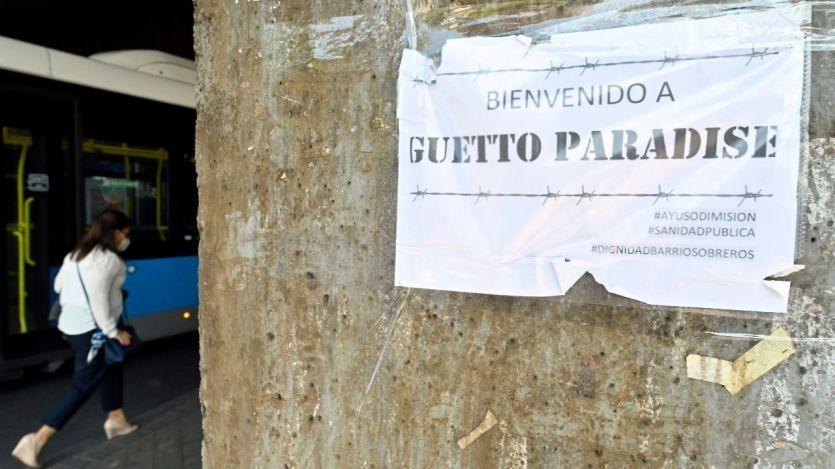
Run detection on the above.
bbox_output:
[44,389,201,469]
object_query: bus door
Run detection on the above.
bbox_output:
[0,89,75,364]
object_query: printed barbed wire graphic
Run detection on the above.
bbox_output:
[410,185,772,206]
[411,47,778,86]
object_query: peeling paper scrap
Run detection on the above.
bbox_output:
[457,410,498,450]
[687,327,796,395]
[767,264,806,278]
[762,279,791,299]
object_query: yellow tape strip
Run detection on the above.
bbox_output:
[687,327,796,395]
[457,410,498,449]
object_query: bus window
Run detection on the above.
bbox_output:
[81,141,169,248]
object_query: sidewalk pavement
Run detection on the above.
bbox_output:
[41,389,201,469]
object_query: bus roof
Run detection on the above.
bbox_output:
[0,35,195,109]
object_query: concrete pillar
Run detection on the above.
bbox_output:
[194,1,835,467]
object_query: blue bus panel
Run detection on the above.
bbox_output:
[123,256,199,317]
[48,255,198,318]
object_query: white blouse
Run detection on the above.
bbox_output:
[54,246,126,338]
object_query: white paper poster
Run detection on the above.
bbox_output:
[395,10,805,313]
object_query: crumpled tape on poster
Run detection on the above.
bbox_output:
[394,8,806,313]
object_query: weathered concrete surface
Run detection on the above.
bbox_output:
[194,1,835,467]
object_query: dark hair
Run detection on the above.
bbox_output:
[72,209,131,261]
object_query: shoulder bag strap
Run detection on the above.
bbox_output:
[76,263,102,331]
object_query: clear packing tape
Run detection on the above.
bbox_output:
[403,1,835,55]
[394,1,835,319]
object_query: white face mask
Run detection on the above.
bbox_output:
[117,237,131,252]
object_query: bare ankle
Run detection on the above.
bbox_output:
[107,410,129,425]
[34,426,55,449]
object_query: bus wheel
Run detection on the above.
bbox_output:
[41,360,66,374]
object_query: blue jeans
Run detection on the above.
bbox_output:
[43,330,124,430]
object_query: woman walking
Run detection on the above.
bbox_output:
[12,209,138,468]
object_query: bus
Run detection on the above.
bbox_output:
[0,35,198,379]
